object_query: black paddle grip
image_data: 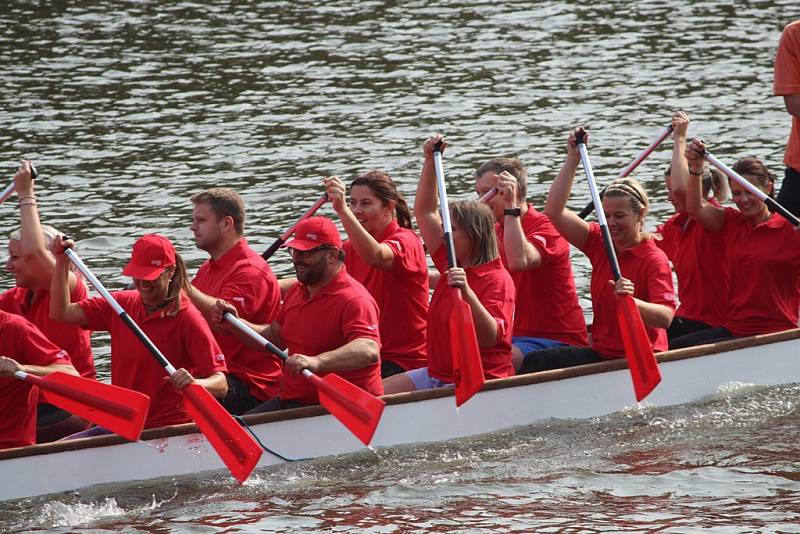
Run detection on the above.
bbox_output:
[262,238,284,261]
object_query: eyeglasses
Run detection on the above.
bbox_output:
[288,246,331,259]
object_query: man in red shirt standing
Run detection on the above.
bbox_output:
[0,310,77,450]
[214,216,383,412]
[775,19,800,217]
[188,188,282,414]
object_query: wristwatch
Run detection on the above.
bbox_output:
[503,207,522,217]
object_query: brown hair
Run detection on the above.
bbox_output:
[351,170,413,229]
[191,188,245,235]
[163,252,192,316]
[664,164,729,201]
[732,157,776,198]
[475,158,528,202]
[603,178,650,234]
[449,200,499,266]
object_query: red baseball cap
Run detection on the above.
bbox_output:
[282,216,342,251]
[122,234,176,280]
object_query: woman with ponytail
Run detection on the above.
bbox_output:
[517,128,676,374]
[671,138,800,347]
[50,234,228,433]
[324,171,428,377]
[655,112,731,347]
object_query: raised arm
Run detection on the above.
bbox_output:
[495,171,542,271]
[48,237,89,326]
[544,128,591,249]
[14,162,79,294]
[325,176,395,271]
[414,134,446,257]
[685,138,725,231]
[668,111,690,195]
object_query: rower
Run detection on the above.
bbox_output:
[475,157,588,371]
[518,128,676,374]
[50,234,228,432]
[187,188,282,415]
[654,112,730,347]
[1,161,94,442]
[323,171,428,378]
[214,216,383,412]
[774,19,800,218]
[0,310,77,450]
[668,138,800,347]
[382,134,516,394]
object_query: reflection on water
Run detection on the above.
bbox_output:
[2,383,799,532]
[1,0,798,531]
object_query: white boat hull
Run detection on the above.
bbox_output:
[2,329,798,501]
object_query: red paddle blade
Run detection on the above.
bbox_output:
[182,383,263,483]
[307,372,385,446]
[450,297,485,407]
[22,372,149,442]
[617,295,662,401]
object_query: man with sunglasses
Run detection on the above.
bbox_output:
[215,216,383,412]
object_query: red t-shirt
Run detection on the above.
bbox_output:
[579,223,676,357]
[496,205,588,346]
[277,266,383,405]
[192,239,282,401]
[0,283,95,379]
[0,311,71,449]
[656,206,728,327]
[344,220,428,371]
[428,247,515,381]
[721,208,800,335]
[774,19,800,171]
[78,291,227,428]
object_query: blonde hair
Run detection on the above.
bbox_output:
[449,200,499,266]
[9,224,61,249]
[603,178,650,235]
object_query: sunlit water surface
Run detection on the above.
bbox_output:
[1,0,798,531]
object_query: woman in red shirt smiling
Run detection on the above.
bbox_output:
[324,171,428,378]
[519,128,676,374]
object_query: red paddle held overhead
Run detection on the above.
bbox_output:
[262,193,329,260]
[431,142,485,407]
[578,124,674,219]
[575,130,662,402]
[64,248,263,484]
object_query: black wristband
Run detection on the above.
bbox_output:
[503,207,521,217]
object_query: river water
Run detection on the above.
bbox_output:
[1,0,798,532]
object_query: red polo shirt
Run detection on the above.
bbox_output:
[579,223,676,357]
[0,283,95,379]
[277,266,383,405]
[428,247,515,382]
[722,208,800,335]
[344,220,428,371]
[192,239,282,401]
[78,291,227,428]
[656,206,728,327]
[0,311,71,449]
[496,205,588,346]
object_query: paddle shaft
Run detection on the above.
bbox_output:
[223,312,374,421]
[578,124,673,219]
[1,162,39,205]
[433,149,458,269]
[64,249,177,374]
[577,140,624,280]
[262,193,328,260]
[704,151,800,227]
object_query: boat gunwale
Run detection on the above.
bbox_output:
[2,327,798,461]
